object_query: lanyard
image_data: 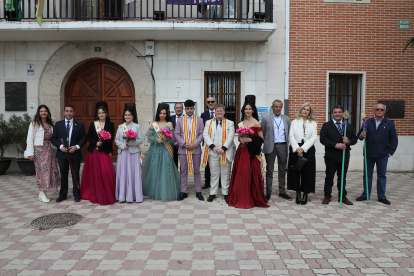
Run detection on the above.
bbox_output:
[273,116,282,135]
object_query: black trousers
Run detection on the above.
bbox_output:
[204,161,211,185]
[287,143,316,194]
[173,147,179,168]
[324,158,349,199]
[58,158,81,198]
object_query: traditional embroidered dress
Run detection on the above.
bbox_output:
[142,124,180,201]
[34,125,60,191]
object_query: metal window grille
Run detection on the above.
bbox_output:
[204,71,240,125]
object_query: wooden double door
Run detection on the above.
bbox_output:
[65,59,135,159]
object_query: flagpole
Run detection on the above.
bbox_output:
[361,111,370,204]
[339,110,350,208]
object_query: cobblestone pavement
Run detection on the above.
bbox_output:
[1,170,414,276]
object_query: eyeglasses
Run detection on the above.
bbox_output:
[207,101,215,104]
[375,108,385,111]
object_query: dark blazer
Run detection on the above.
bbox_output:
[320,120,358,163]
[171,115,177,129]
[51,120,87,160]
[201,110,212,125]
[86,121,115,154]
[357,117,398,159]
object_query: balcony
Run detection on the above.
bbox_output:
[0,0,276,41]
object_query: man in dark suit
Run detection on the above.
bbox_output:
[171,102,184,168]
[320,105,358,205]
[356,103,398,205]
[200,97,217,189]
[51,105,87,202]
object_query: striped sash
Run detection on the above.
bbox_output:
[152,122,174,159]
[202,118,227,168]
[183,115,197,176]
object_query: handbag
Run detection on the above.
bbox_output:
[293,156,308,172]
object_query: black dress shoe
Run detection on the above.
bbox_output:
[202,184,211,189]
[378,198,391,205]
[177,192,188,201]
[56,196,67,202]
[223,195,228,203]
[196,192,204,201]
[265,193,271,201]
[279,192,292,201]
[301,193,308,205]
[207,195,216,202]
[356,195,367,201]
[74,197,81,202]
[296,191,302,205]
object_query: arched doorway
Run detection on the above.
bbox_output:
[65,59,135,159]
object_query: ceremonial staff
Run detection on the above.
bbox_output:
[361,111,370,204]
[339,110,350,208]
[60,139,80,189]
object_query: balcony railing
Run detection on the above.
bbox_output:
[1,0,273,22]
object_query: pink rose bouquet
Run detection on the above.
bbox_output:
[236,127,254,137]
[98,130,111,141]
[123,129,138,143]
[161,128,173,139]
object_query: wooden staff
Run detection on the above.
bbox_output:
[61,139,80,189]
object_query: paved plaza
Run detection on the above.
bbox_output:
[1,170,414,276]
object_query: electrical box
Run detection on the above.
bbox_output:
[146,41,154,56]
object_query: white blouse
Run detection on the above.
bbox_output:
[289,118,317,153]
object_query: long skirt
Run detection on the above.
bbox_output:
[34,141,60,192]
[287,142,316,194]
[115,149,143,202]
[80,149,116,205]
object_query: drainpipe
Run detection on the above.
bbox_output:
[284,0,290,116]
[151,56,155,119]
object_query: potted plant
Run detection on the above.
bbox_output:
[9,114,36,176]
[0,114,14,175]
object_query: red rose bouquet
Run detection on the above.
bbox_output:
[123,129,138,143]
[236,127,254,137]
[98,130,111,141]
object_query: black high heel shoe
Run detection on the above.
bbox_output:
[301,193,308,205]
[296,191,301,204]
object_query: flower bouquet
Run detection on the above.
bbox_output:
[123,129,138,144]
[98,129,112,141]
[161,128,173,140]
[236,127,254,148]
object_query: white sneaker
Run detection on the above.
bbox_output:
[38,191,51,203]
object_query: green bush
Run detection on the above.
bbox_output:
[9,114,33,157]
[0,114,13,159]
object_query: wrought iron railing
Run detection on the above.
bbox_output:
[1,0,273,22]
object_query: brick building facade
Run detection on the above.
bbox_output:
[289,0,414,135]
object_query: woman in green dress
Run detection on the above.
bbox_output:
[142,104,180,201]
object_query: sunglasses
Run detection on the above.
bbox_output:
[207,101,215,104]
[375,108,385,111]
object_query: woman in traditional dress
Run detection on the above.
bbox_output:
[115,103,144,203]
[228,96,269,209]
[142,103,180,201]
[26,105,60,203]
[287,102,317,205]
[80,101,116,205]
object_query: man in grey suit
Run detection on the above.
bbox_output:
[261,100,292,201]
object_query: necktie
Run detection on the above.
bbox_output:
[216,120,221,129]
[66,121,70,148]
[336,122,341,134]
[210,111,214,119]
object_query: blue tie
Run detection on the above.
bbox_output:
[66,121,70,148]
[336,122,341,134]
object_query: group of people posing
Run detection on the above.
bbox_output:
[26,95,398,209]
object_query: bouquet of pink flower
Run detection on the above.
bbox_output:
[98,130,111,141]
[236,127,254,137]
[161,128,173,139]
[123,129,137,142]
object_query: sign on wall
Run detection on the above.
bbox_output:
[5,82,27,111]
[398,20,410,30]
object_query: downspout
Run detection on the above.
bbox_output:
[284,0,290,116]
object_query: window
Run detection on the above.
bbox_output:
[328,73,364,129]
[204,72,241,124]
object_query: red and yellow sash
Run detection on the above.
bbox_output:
[202,118,227,168]
[121,123,145,165]
[238,122,264,179]
[183,114,197,176]
[153,122,174,159]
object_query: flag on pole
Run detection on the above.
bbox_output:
[36,0,46,26]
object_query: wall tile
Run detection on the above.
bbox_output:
[189,61,202,80]
[212,42,223,62]
[190,41,201,61]
[154,41,168,61]
[0,42,4,61]
[200,42,213,61]
[233,43,245,62]
[177,61,190,80]
[167,60,179,80]
[178,41,190,61]
[4,42,16,61]
[167,41,179,61]
[26,42,39,60]
[4,61,15,80]
[255,62,267,81]
[0,61,4,79]
[15,43,27,61]
[222,42,234,62]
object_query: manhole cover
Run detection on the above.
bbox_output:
[31,213,83,230]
